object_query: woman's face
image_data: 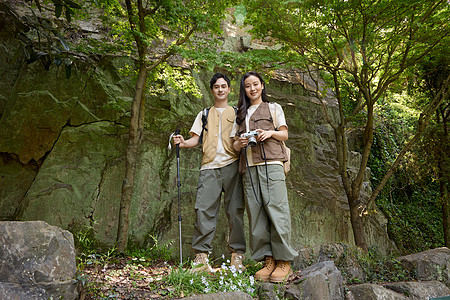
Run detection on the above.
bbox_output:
[244,75,264,104]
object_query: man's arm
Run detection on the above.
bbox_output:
[173,133,200,148]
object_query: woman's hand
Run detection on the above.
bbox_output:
[255,127,288,142]
[234,136,249,151]
[255,129,274,142]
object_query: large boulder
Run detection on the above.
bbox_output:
[294,243,366,283]
[384,281,450,300]
[397,247,450,287]
[347,283,407,300]
[0,221,78,300]
[347,281,450,300]
[262,260,345,300]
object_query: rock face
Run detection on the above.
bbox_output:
[397,247,450,287]
[0,2,396,258]
[0,221,78,300]
[286,260,344,300]
[347,281,450,300]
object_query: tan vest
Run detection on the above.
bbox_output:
[201,106,238,165]
[238,102,288,172]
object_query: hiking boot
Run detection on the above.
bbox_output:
[230,252,246,271]
[254,256,276,281]
[270,260,293,283]
[190,253,212,273]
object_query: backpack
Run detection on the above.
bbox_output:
[269,103,291,175]
[199,106,237,144]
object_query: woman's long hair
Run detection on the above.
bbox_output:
[236,71,269,125]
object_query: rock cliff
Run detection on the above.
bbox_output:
[0,3,396,259]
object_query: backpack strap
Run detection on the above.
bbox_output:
[199,107,210,144]
[269,102,277,130]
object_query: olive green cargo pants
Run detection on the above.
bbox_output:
[191,160,246,254]
[243,164,298,261]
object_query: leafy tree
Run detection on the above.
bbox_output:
[243,0,450,250]
[90,0,237,251]
[416,55,450,247]
[3,0,82,78]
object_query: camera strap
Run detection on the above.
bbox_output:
[244,146,263,206]
[244,142,270,207]
[260,142,271,206]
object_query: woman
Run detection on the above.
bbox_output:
[233,71,298,283]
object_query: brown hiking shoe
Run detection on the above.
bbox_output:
[230,252,246,271]
[270,260,293,283]
[190,253,212,273]
[254,256,276,281]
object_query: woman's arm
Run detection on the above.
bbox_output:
[256,125,288,142]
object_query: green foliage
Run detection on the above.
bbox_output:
[368,91,445,253]
[126,235,175,264]
[369,92,421,183]
[358,248,416,283]
[378,187,444,253]
[5,1,79,77]
[164,259,258,298]
[92,0,238,59]
[73,224,98,257]
[148,64,202,98]
[74,224,120,272]
[25,0,82,22]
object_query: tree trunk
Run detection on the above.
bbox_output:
[333,122,368,251]
[439,106,450,247]
[116,65,148,251]
[442,181,450,247]
[349,196,368,251]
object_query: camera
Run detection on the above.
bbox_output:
[241,130,259,147]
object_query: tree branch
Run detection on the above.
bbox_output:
[363,72,450,213]
[146,25,197,72]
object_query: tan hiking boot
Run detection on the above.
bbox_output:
[270,260,293,283]
[254,256,276,281]
[190,253,212,273]
[230,252,246,271]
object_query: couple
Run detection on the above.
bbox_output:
[173,72,298,283]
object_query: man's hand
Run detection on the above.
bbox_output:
[173,135,185,146]
[173,134,199,148]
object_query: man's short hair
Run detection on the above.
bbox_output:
[210,73,231,89]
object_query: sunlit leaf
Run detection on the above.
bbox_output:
[57,33,70,50]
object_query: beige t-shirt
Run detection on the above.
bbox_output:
[190,107,237,170]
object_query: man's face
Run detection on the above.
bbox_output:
[211,78,230,101]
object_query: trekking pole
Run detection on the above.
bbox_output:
[168,129,183,266]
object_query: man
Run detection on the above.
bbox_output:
[173,73,246,272]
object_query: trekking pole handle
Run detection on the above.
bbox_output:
[174,129,181,188]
